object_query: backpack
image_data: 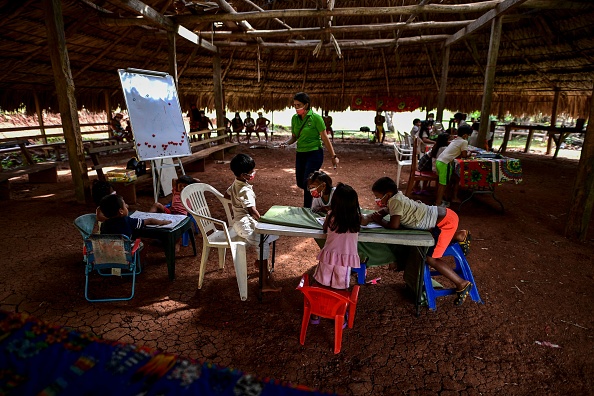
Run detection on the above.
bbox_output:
[126,157,146,176]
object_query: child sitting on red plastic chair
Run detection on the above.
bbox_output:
[310,183,362,326]
[150,175,199,249]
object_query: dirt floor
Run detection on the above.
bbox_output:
[1,136,593,395]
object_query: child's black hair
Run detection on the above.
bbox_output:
[458,124,472,137]
[177,175,197,186]
[307,171,333,195]
[430,133,450,158]
[412,118,421,125]
[372,177,398,195]
[99,194,125,219]
[327,183,361,233]
[92,180,113,206]
[230,153,255,177]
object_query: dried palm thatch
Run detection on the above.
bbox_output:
[0,0,592,117]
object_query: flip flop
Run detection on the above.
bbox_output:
[458,230,471,255]
[310,316,321,325]
[342,312,349,329]
[454,282,473,306]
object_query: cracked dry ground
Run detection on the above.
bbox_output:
[1,141,593,395]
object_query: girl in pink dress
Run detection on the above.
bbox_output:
[313,183,362,290]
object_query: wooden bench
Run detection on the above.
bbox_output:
[182,135,239,172]
[0,140,59,199]
[85,142,150,204]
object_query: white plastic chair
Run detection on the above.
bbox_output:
[393,142,413,189]
[180,183,249,301]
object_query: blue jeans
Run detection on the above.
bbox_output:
[295,149,324,208]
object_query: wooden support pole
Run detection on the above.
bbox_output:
[33,91,47,144]
[43,0,90,203]
[213,51,225,140]
[546,87,561,154]
[436,45,450,123]
[564,88,594,241]
[477,16,502,150]
[104,90,112,139]
[167,31,178,89]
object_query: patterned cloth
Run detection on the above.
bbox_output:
[0,311,331,396]
[454,157,523,188]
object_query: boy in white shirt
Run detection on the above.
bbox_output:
[225,154,280,292]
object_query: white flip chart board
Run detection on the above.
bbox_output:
[118,69,191,161]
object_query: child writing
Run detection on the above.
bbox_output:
[363,177,472,306]
[99,194,171,238]
[150,175,199,216]
[224,153,280,292]
[307,171,335,215]
[310,183,362,325]
[313,183,362,290]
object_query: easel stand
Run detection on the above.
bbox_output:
[150,157,187,202]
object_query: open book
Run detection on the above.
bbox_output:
[130,211,188,229]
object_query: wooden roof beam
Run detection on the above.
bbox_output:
[175,1,504,24]
[445,0,529,46]
[241,0,292,30]
[214,35,450,49]
[113,0,217,52]
[193,20,472,39]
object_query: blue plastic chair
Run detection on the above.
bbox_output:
[351,263,367,285]
[83,234,141,302]
[74,214,97,263]
[423,243,482,310]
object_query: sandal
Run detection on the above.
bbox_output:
[454,282,472,306]
[310,316,321,325]
[458,230,471,256]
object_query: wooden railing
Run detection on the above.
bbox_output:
[0,122,111,144]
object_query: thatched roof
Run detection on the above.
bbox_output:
[1,0,593,117]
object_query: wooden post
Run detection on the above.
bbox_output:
[436,45,450,123]
[213,51,225,141]
[167,31,178,89]
[564,89,594,241]
[477,16,502,149]
[104,90,112,139]
[33,91,47,144]
[546,87,561,155]
[43,0,90,203]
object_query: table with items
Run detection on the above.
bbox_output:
[453,153,523,211]
[256,206,435,316]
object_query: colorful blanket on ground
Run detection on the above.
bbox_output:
[0,311,332,396]
[455,157,523,188]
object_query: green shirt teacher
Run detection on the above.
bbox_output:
[282,92,339,208]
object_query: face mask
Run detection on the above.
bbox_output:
[296,108,307,116]
[244,171,256,182]
[375,194,387,208]
[309,187,321,198]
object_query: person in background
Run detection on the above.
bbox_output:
[198,110,213,141]
[99,194,171,238]
[231,112,244,143]
[363,177,473,305]
[189,105,201,142]
[323,110,334,140]
[307,170,335,215]
[225,153,280,292]
[417,120,435,154]
[281,92,339,208]
[150,175,199,216]
[110,113,132,142]
[374,110,386,145]
[410,118,421,137]
[255,111,271,143]
[413,132,450,195]
[223,112,233,142]
[243,112,256,144]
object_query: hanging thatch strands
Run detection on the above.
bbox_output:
[330,34,342,58]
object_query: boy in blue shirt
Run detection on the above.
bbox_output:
[100,194,171,238]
